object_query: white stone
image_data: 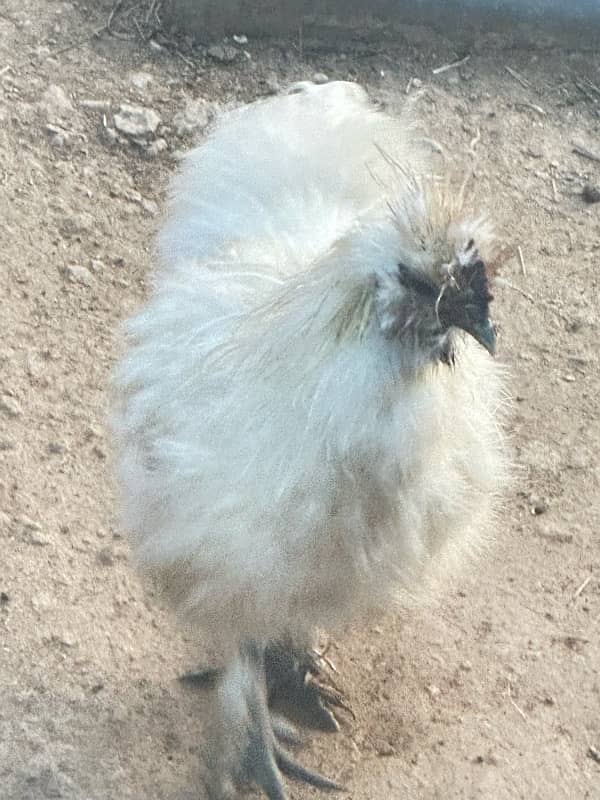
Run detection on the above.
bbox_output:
[114,103,161,138]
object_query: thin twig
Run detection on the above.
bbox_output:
[405,77,413,94]
[133,16,147,41]
[516,101,546,116]
[517,245,526,276]
[432,54,470,75]
[494,277,535,304]
[506,686,528,723]
[509,695,528,722]
[552,178,558,203]
[46,24,109,58]
[583,77,600,98]
[313,647,338,674]
[174,49,195,68]
[107,0,126,31]
[494,277,572,326]
[505,65,531,89]
[469,127,481,155]
[146,0,163,25]
[572,575,593,600]
[421,137,444,155]
[574,81,597,103]
[573,142,600,164]
[106,0,148,40]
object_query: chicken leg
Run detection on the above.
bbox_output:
[181,641,348,734]
[206,641,343,800]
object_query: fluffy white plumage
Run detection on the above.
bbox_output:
[113,80,510,797]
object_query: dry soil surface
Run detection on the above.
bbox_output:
[1,3,599,799]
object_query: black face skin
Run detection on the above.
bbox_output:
[397,256,496,359]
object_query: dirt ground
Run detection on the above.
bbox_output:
[1,2,599,799]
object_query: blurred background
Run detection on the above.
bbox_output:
[163,0,600,42]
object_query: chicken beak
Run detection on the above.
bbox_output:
[466,317,496,355]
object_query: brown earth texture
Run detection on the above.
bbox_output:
[1,2,599,799]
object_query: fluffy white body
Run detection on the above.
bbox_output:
[113,82,509,657]
[114,80,511,798]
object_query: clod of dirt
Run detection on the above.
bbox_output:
[263,73,280,94]
[129,71,154,92]
[64,264,94,287]
[528,494,548,515]
[39,84,74,122]
[97,546,115,566]
[0,394,23,418]
[588,746,600,764]
[173,98,212,137]
[45,123,72,149]
[582,184,600,203]
[207,44,239,63]
[20,517,50,546]
[59,212,94,239]
[142,138,168,158]
[99,125,119,146]
[114,103,161,138]
[47,442,66,455]
[80,99,111,112]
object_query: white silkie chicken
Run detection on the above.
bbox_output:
[113,80,510,799]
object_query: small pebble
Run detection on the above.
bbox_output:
[114,103,161,138]
[39,84,74,121]
[92,444,107,460]
[528,493,548,515]
[97,546,114,566]
[144,138,168,158]
[129,71,154,92]
[64,264,94,287]
[100,126,119,146]
[263,73,280,94]
[582,184,600,203]
[0,394,22,418]
[207,44,239,63]
[47,442,66,455]
[21,517,50,546]
[173,97,212,137]
[45,124,72,149]
[80,99,111,112]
